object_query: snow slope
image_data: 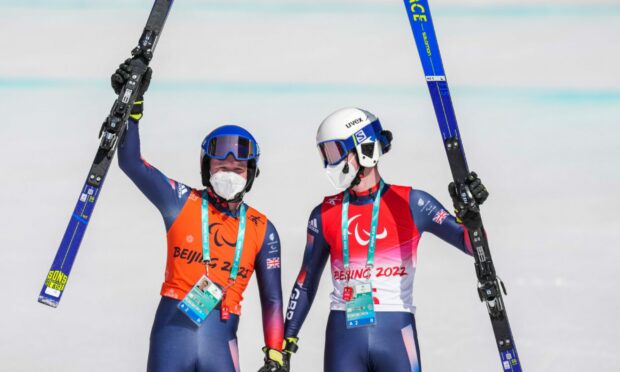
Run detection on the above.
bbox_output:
[0,1,618,371]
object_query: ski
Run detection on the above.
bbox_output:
[38,0,175,308]
[402,1,522,370]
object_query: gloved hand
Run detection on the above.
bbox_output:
[110,58,152,120]
[257,347,287,372]
[448,172,489,229]
[282,336,298,371]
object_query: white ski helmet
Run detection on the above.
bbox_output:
[316,107,392,169]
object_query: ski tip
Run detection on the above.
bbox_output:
[38,296,59,308]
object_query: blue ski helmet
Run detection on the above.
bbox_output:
[200,125,261,194]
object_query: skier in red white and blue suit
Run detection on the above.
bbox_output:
[281,108,489,372]
[112,60,286,372]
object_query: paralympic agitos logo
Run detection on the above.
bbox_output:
[209,222,236,248]
[170,223,237,264]
[348,214,388,246]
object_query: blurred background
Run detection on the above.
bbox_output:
[1,0,619,371]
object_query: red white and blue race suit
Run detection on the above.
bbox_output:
[285,182,472,372]
[118,119,284,372]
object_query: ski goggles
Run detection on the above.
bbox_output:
[318,139,353,167]
[204,135,259,161]
[318,120,384,167]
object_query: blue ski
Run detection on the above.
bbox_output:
[402,1,522,370]
[38,0,175,308]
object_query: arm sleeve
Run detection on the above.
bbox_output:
[254,221,284,351]
[117,119,188,230]
[410,189,473,256]
[284,205,330,338]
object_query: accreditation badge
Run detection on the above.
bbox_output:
[345,283,376,328]
[178,275,223,326]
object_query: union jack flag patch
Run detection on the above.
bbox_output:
[266,257,281,269]
[433,209,448,225]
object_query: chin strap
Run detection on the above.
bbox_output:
[206,183,246,206]
[349,165,365,188]
[344,153,365,188]
[228,190,246,204]
[205,188,246,212]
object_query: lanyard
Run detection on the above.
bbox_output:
[201,190,247,282]
[341,180,384,271]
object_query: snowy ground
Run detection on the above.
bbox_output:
[1,0,619,371]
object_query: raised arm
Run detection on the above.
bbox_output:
[112,58,187,229]
[118,119,188,229]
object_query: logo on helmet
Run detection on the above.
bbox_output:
[355,129,368,144]
[346,118,363,128]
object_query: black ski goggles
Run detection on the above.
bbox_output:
[204,135,258,161]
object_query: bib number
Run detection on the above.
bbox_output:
[178,275,223,326]
[345,283,376,328]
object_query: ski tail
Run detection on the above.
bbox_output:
[38,0,174,308]
[402,1,522,370]
[38,179,102,307]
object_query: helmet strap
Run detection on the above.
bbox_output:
[349,165,365,188]
[201,157,211,187]
[342,152,363,189]
[228,190,246,204]
[205,187,231,210]
[206,185,246,209]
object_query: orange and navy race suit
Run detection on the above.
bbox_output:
[285,183,472,372]
[119,119,283,372]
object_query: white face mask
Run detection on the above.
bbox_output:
[325,158,358,191]
[209,171,247,201]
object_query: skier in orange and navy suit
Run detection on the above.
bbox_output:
[113,59,286,372]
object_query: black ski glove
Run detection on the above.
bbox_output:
[448,171,489,229]
[110,58,152,120]
[257,347,287,372]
